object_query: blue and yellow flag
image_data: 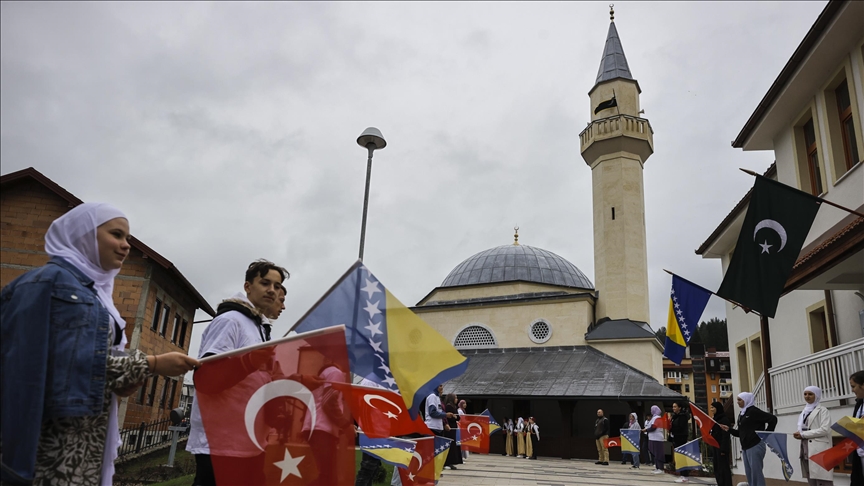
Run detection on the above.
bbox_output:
[620,429,640,453]
[432,436,452,480]
[831,416,864,448]
[673,438,703,472]
[664,275,712,365]
[359,434,416,470]
[290,262,469,419]
[757,431,794,481]
[481,409,501,435]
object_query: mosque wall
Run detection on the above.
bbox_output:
[587,339,663,382]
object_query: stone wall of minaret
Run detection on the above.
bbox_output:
[580,20,653,324]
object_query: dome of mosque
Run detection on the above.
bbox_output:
[441,244,594,289]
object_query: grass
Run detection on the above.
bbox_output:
[116,445,395,486]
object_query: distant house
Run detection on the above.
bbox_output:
[697,1,863,483]
[0,167,215,429]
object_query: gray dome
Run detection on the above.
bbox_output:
[441,245,594,289]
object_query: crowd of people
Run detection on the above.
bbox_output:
[1,204,863,486]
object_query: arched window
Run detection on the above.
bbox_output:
[454,325,497,349]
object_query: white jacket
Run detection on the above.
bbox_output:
[800,405,832,481]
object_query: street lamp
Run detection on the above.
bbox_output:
[356,127,386,261]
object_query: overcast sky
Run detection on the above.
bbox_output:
[1,1,829,363]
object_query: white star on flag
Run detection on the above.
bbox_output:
[759,241,772,254]
[362,278,381,298]
[382,375,397,388]
[364,320,383,337]
[368,339,383,353]
[408,472,415,481]
[364,301,382,318]
[378,362,391,374]
[273,448,304,482]
[385,410,398,419]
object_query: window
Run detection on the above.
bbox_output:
[803,119,824,195]
[137,377,148,404]
[454,325,497,349]
[710,373,716,380]
[685,384,690,393]
[168,379,178,410]
[720,363,727,371]
[159,379,169,409]
[720,384,732,394]
[835,79,859,171]
[683,373,689,381]
[711,385,717,393]
[528,319,552,344]
[737,341,751,391]
[151,299,163,331]
[147,377,158,406]
[171,314,181,343]
[807,303,831,353]
[159,305,171,337]
[178,320,189,348]
[710,359,715,367]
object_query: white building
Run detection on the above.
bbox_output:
[697,1,864,484]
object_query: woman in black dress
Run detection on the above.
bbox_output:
[670,402,691,482]
[444,393,463,470]
[710,400,733,486]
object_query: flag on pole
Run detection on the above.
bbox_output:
[337,383,432,438]
[603,436,621,448]
[397,437,436,486]
[673,438,703,472]
[810,438,858,471]
[458,414,491,453]
[481,409,502,435]
[831,416,864,448]
[664,275,712,365]
[652,414,671,430]
[358,434,416,470]
[716,175,821,318]
[756,431,794,481]
[290,262,469,419]
[620,429,641,453]
[194,326,355,486]
[594,95,618,114]
[689,403,720,448]
[431,436,453,481]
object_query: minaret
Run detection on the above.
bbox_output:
[580,6,653,324]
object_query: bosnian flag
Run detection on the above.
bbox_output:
[194,326,355,486]
[673,438,703,472]
[337,383,432,438]
[359,434,416,470]
[458,415,491,453]
[831,416,864,448]
[481,409,501,435]
[290,262,468,419]
[621,429,641,453]
[689,403,720,448]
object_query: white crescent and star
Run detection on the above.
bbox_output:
[753,219,788,253]
[364,394,403,419]
[244,379,316,452]
[273,448,304,482]
[466,422,483,439]
[411,450,423,470]
[693,416,703,428]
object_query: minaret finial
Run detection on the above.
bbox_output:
[609,4,614,22]
[513,226,520,245]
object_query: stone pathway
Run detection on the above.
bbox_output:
[436,454,718,485]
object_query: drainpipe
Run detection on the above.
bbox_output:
[759,315,774,413]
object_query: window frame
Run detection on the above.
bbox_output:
[159,305,171,337]
[171,313,181,344]
[151,299,163,331]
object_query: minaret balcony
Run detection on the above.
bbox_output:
[579,114,654,167]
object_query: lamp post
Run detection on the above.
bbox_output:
[356,127,386,261]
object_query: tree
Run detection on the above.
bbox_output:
[696,318,728,351]
[655,326,667,343]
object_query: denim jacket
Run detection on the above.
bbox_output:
[1,257,111,483]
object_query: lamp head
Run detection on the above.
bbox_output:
[357,127,386,150]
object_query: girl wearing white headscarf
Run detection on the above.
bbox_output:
[793,386,833,485]
[719,391,778,486]
[0,203,198,486]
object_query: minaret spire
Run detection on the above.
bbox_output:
[594,8,634,89]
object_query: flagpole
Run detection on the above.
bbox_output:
[662,269,762,316]
[739,168,864,218]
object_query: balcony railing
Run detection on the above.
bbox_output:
[578,114,654,148]
[753,372,767,411]
[769,337,864,414]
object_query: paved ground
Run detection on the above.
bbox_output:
[436,454,718,486]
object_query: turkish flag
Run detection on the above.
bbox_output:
[458,415,490,453]
[603,437,621,448]
[398,437,436,486]
[339,384,433,438]
[689,404,720,448]
[194,326,355,485]
[810,438,858,471]
[654,414,671,430]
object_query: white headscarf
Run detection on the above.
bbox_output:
[45,202,128,346]
[797,386,822,433]
[738,392,755,415]
[44,203,128,486]
[629,412,638,424]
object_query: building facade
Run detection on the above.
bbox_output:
[697,2,864,483]
[0,167,215,429]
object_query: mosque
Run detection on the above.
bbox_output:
[411,8,682,460]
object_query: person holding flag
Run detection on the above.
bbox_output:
[850,371,864,486]
[719,392,777,486]
[643,405,666,474]
[793,386,834,486]
[670,402,691,483]
[623,413,642,469]
[709,401,733,486]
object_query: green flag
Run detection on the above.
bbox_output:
[716,175,820,318]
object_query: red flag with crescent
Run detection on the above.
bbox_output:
[654,414,671,430]
[810,438,858,471]
[603,437,621,448]
[458,415,491,453]
[398,436,437,486]
[194,326,355,486]
[689,403,720,448]
[338,384,433,438]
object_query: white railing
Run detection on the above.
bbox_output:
[769,337,864,414]
[753,372,767,410]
